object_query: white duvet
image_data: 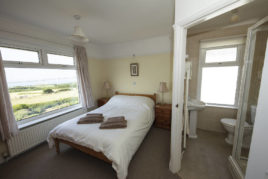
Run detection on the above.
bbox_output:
[47,95,155,179]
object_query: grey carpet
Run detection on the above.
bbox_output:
[179,129,233,179]
[0,127,180,179]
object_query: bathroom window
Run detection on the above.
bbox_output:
[198,43,244,107]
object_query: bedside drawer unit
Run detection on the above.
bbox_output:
[97,98,110,107]
[155,104,171,130]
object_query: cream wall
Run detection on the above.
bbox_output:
[99,53,173,103]
[187,25,250,133]
[88,25,251,133]
[88,58,107,104]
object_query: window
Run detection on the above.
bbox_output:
[1,45,81,124]
[198,43,243,107]
[205,47,237,63]
[0,47,39,63]
[47,53,74,65]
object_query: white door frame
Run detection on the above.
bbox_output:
[170,0,253,173]
[245,28,268,179]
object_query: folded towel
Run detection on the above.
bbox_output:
[100,121,127,129]
[77,116,104,124]
[104,116,125,124]
[86,113,103,117]
[99,116,127,129]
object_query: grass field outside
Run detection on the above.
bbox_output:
[9,83,79,121]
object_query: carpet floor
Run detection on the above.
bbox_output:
[179,129,233,179]
[0,127,180,179]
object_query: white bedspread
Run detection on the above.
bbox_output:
[47,95,155,179]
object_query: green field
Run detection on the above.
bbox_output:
[9,83,79,121]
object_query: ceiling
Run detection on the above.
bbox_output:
[0,0,174,44]
[189,0,268,35]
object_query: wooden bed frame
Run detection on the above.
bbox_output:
[115,91,156,104]
[53,91,157,164]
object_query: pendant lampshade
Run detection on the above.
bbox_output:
[70,15,89,43]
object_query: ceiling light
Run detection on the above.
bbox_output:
[70,15,89,43]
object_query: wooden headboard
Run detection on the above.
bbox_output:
[115,91,157,104]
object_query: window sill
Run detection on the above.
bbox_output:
[205,104,238,109]
[18,105,84,130]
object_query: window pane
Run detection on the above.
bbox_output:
[4,68,79,121]
[47,54,74,65]
[201,66,238,105]
[205,47,237,63]
[0,47,39,63]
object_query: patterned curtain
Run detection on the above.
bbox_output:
[74,46,95,109]
[0,52,18,141]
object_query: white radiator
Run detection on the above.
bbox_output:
[7,109,84,157]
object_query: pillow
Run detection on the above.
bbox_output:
[107,95,155,109]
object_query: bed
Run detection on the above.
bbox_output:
[47,92,156,179]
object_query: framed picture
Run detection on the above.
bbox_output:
[130,63,139,76]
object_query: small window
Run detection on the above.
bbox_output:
[198,44,242,107]
[201,66,239,105]
[0,47,39,63]
[47,53,74,65]
[205,47,237,63]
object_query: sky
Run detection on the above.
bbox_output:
[0,47,77,87]
[5,68,77,87]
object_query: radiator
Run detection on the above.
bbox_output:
[7,109,84,157]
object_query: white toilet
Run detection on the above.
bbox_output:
[221,105,256,146]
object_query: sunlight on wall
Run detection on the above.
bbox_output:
[89,53,173,104]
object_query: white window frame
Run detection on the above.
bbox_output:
[197,44,244,108]
[0,41,82,126]
[0,44,42,66]
[44,49,76,68]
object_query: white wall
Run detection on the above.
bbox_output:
[0,17,104,59]
[245,39,268,179]
[98,35,172,59]
[175,0,252,27]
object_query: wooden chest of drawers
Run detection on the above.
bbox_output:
[97,98,110,107]
[155,104,171,130]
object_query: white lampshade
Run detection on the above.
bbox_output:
[71,26,89,43]
[103,81,111,90]
[158,82,168,93]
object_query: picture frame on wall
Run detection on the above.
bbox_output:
[130,63,139,76]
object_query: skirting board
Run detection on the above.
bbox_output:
[228,155,244,179]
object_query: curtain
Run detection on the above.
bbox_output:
[74,46,95,109]
[0,52,18,141]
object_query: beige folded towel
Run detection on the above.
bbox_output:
[99,116,127,129]
[77,115,104,124]
[104,116,125,124]
[86,113,103,117]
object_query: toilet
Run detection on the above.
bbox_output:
[221,105,256,146]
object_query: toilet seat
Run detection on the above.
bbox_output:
[221,118,252,148]
[221,118,251,128]
[221,118,236,128]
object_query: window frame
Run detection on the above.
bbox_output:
[197,44,244,108]
[0,44,42,65]
[0,41,82,126]
[44,49,76,68]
